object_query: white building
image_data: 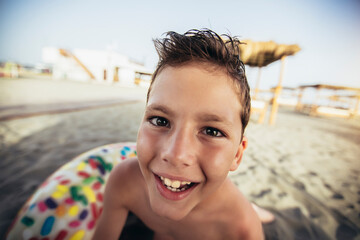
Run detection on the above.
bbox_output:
[42,47,152,87]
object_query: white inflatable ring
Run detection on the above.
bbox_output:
[6,142,137,240]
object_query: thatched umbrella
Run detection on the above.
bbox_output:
[239,40,300,67]
[238,40,301,124]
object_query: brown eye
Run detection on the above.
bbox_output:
[204,127,223,137]
[149,117,169,127]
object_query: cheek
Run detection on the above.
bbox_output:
[136,126,151,162]
[136,125,158,164]
[200,144,235,179]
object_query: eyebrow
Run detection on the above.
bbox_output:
[197,114,232,127]
[146,104,174,116]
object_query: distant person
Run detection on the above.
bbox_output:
[93,29,267,240]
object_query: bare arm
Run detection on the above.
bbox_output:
[240,204,265,240]
[92,162,134,239]
[92,204,128,239]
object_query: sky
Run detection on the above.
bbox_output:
[0,0,359,90]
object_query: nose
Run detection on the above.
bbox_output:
[161,126,196,167]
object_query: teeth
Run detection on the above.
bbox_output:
[160,176,192,189]
[164,178,172,186]
[171,180,180,188]
[166,186,180,192]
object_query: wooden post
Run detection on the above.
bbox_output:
[310,87,320,116]
[296,88,304,111]
[254,67,262,100]
[269,56,286,125]
[353,95,360,117]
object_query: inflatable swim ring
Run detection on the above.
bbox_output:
[6,142,137,240]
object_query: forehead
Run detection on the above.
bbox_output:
[148,63,242,121]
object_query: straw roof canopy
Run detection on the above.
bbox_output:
[238,40,301,67]
[299,84,360,92]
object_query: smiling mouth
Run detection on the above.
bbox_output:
[156,174,197,192]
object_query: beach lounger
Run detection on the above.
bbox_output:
[251,99,268,124]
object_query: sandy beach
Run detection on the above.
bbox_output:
[0,77,359,239]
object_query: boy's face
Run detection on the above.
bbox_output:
[137,63,247,221]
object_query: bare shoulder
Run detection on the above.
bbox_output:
[226,182,264,240]
[109,157,142,183]
[106,157,143,205]
[234,204,264,240]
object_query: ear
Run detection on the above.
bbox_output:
[230,136,248,171]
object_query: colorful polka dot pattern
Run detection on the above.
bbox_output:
[6,142,137,240]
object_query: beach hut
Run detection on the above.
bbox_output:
[238,40,300,124]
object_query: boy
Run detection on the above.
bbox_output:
[93,29,264,239]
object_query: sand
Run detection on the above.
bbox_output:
[231,110,360,239]
[0,77,359,239]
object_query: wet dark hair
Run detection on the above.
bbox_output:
[147,29,251,135]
